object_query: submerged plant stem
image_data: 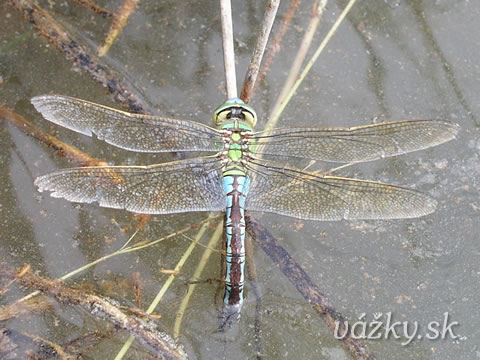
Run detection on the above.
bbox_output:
[2,266,186,359]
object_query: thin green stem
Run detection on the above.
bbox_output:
[173,220,223,339]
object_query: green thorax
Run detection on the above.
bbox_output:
[213,98,257,176]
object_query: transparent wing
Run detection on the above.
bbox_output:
[35,156,226,214]
[248,120,459,163]
[31,95,224,153]
[245,159,436,221]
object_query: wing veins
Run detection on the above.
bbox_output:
[245,159,352,207]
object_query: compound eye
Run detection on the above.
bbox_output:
[214,110,230,125]
[242,110,256,127]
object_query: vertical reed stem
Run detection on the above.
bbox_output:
[220,0,237,99]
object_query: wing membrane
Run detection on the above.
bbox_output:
[35,156,226,214]
[245,159,436,220]
[31,95,223,153]
[249,120,458,163]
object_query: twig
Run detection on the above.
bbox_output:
[246,215,376,360]
[1,266,187,360]
[219,0,237,99]
[270,0,327,122]
[8,0,149,113]
[240,0,280,103]
[258,0,302,84]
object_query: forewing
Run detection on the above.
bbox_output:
[31,95,223,153]
[35,156,226,214]
[249,120,459,163]
[245,159,436,221]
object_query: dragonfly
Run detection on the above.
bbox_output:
[32,95,458,315]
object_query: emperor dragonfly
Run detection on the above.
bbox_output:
[32,95,458,314]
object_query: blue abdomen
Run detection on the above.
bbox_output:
[223,174,250,307]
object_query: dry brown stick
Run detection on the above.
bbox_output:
[8,0,148,114]
[246,215,376,360]
[1,266,187,360]
[258,0,302,84]
[72,0,113,18]
[240,0,280,103]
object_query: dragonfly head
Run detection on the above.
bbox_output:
[212,98,257,129]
